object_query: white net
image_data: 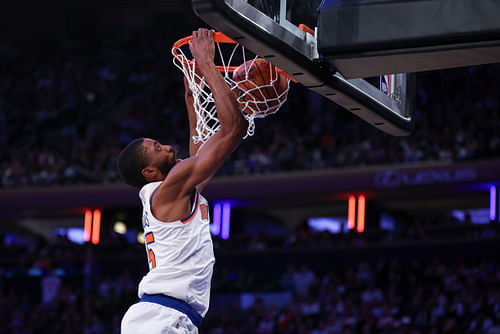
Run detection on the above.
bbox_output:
[172,33,290,144]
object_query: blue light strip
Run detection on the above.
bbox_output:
[490,185,496,221]
[211,203,222,236]
[221,202,231,240]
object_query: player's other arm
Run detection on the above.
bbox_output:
[184,76,203,157]
[164,29,245,197]
[184,76,212,193]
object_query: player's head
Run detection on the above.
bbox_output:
[117,138,178,189]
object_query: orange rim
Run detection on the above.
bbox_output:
[172,31,298,82]
[172,32,240,72]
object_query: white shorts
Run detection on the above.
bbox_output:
[121,301,198,334]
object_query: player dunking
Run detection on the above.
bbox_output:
[118,28,246,333]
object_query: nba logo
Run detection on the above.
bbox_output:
[380,74,394,97]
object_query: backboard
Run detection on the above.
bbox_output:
[192,0,500,136]
[192,0,415,136]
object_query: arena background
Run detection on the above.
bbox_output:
[1,0,500,333]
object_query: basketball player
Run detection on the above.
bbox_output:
[118,28,246,333]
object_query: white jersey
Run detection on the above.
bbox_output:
[137,181,215,317]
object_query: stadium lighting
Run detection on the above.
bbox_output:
[356,195,366,233]
[348,196,356,230]
[137,231,145,244]
[91,209,101,245]
[113,221,127,234]
[84,209,92,242]
[491,185,497,221]
[211,203,222,236]
[221,202,231,240]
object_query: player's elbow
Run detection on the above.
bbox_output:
[235,115,247,138]
[233,116,247,141]
[219,113,246,140]
[219,124,245,144]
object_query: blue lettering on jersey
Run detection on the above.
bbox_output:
[142,212,150,229]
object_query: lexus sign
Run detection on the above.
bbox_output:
[374,168,477,188]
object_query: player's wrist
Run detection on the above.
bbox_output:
[196,60,215,72]
[197,63,219,84]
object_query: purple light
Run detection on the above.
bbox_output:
[490,186,496,221]
[221,202,231,240]
[211,203,222,236]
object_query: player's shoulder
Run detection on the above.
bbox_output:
[139,181,163,205]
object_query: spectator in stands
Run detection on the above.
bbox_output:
[292,264,316,297]
[41,268,61,305]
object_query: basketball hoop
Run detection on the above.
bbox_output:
[172,32,292,143]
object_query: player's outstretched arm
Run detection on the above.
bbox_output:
[189,29,244,135]
[161,28,245,198]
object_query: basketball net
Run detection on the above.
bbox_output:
[172,32,290,144]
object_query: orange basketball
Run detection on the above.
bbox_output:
[232,59,288,117]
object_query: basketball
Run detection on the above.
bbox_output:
[232,59,289,117]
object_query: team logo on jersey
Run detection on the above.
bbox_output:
[200,204,209,221]
[142,212,150,229]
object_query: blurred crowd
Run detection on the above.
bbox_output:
[1,232,499,334]
[206,259,500,334]
[1,219,500,333]
[0,232,140,334]
[218,211,500,252]
[2,28,500,188]
[2,6,500,334]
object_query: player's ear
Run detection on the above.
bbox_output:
[142,166,158,181]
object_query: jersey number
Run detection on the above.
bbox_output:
[145,231,156,270]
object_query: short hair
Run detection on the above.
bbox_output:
[117,138,148,189]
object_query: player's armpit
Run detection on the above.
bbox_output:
[162,128,241,199]
[196,174,215,194]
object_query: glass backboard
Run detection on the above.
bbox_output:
[192,0,415,136]
[193,0,500,136]
[317,0,500,78]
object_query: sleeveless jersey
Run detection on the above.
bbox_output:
[137,181,215,317]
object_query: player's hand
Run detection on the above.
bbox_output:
[189,28,215,69]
